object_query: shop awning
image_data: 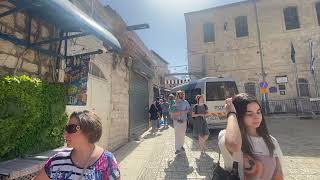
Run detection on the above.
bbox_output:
[4,0,121,53]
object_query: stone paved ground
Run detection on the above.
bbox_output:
[114,116,320,180]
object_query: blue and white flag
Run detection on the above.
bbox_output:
[309,40,315,75]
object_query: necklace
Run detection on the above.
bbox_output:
[78,145,96,180]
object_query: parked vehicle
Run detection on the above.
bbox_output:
[171,77,238,130]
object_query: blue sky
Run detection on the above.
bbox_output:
[100,0,244,73]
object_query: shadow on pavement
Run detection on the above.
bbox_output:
[159,126,170,132]
[186,129,221,153]
[113,127,156,164]
[164,153,194,179]
[195,152,215,179]
[113,141,141,164]
[142,133,162,139]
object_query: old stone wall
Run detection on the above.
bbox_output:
[0,1,57,81]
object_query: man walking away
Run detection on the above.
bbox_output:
[149,102,160,135]
[168,94,176,125]
[161,99,170,128]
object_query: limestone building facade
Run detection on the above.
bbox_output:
[185,0,320,100]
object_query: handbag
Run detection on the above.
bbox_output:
[212,148,240,180]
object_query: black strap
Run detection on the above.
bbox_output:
[195,104,198,114]
[217,146,221,165]
[216,146,239,176]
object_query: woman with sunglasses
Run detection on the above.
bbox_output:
[34,110,120,180]
[218,93,284,180]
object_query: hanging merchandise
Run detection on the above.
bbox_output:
[64,54,90,106]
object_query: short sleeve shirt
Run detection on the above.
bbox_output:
[172,100,190,121]
[44,149,120,180]
[192,104,208,120]
[161,102,170,113]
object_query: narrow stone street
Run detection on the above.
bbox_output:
[114,116,320,180]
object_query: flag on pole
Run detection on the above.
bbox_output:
[309,40,315,75]
[291,42,296,63]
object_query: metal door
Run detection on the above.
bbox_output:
[129,71,149,137]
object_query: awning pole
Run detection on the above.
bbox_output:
[64,32,68,59]
[32,32,90,46]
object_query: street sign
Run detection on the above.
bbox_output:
[260,87,268,94]
[269,86,277,93]
[259,81,268,88]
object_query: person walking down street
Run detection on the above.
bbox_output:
[155,97,162,128]
[192,95,210,154]
[168,94,176,125]
[149,102,160,135]
[34,110,120,180]
[171,91,191,155]
[161,99,170,128]
[219,93,284,180]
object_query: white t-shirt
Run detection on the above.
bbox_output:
[218,130,284,180]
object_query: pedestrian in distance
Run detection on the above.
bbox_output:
[168,94,176,125]
[192,95,210,154]
[149,102,160,135]
[155,97,162,129]
[170,91,191,155]
[218,93,284,180]
[161,99,170,128]
[34,110,120,180]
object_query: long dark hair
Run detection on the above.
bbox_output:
[232,93,275,157]
[150,103,158,112]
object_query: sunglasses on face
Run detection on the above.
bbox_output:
[65,124,80,134]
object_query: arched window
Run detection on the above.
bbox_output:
[245,82,256,97]
[89,63,106,79]
[298,78,310,97]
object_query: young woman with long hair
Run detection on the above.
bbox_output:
[218,93,284,180]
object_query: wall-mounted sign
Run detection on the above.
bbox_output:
[259,81,268,88]
[64,54,90,106]
[269,86,278,93]
[260,87,268,94]
[310,97,320,101]
[276,76,288,84]
[278,84,286,91]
